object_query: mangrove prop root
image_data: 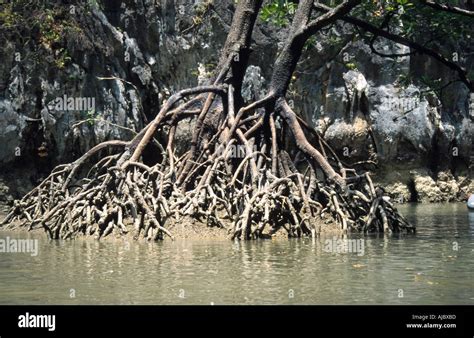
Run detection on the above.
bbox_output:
[0,84,414,240]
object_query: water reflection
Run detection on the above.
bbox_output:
[0,203,473,304]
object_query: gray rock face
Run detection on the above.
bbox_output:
[0,0,472,201]
[0,0,230,168]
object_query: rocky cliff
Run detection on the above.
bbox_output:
[0,0,473,204]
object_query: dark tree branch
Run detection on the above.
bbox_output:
[263,0,362,185]
[269,0,362,97]
[305,0,362,36]
[420,0,474,17]
[314,3,474,91]
[368,9,415,58]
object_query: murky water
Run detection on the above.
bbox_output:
[0,203,473,304]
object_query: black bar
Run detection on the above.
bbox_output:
[0,305,472,337]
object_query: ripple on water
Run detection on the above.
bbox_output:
[0,203,473,304]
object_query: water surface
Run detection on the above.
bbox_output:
[0,203,473,304]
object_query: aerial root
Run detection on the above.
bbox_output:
[1,85,414,240]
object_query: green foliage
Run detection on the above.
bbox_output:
[86,109,97,126]
[39,9,62,47]
[195,0,214,16]
[36,8,78,69]
[400,2,471,43]
[55,48,72,69]
[260,0,296,27]
[303,36,317,53]
[352,0,472,92]
[0,1,86,70]
[397,73,412,88]
[353,0,471,44]
[345,62,357,70]
[420,76,443,90]
[204,62,217,72]
[0,4,20,28]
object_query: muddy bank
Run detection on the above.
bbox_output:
[374,166,473,203]
[0,201,343,241]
